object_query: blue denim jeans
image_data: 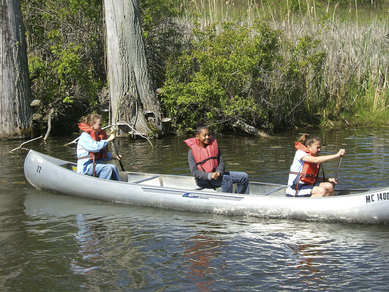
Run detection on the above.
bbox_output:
[86,163,121,181]
[196,171,250,194]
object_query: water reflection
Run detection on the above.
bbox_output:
[24,192,150,290]
[288,243,322,286]
[71,214,105,274]
[19,190,389,291]
[184,234,222,291]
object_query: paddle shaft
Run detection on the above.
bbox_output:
[334,156,343,181]
[112,140,125,171]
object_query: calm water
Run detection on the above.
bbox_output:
[1,128,389,291]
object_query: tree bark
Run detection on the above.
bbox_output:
[0,0,32,139]
[104,0,162,137]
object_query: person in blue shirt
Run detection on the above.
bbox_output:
[76,114,121,180]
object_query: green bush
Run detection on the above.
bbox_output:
[22,0,105,133]
[161,21,326,133]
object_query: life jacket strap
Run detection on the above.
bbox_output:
[92,155,96,177]
[77,155,91,160]
[77,154,97,177]
[195,156,218,166]
[289,171,316,178]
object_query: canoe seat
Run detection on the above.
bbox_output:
[62,163,77,172]
[133,175,160,185]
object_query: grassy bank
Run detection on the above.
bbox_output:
[161,0,389,132]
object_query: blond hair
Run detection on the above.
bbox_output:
[79,113,102,126]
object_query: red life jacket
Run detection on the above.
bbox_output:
[292,142,320,185]
[184,137,219,172]
[78,123,108,161]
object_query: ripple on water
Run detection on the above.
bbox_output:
[2,129,389,290]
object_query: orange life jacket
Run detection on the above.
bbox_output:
[184,137,219,172]
[291,142,320,185]
[78,123,108,161]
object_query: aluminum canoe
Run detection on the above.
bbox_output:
[24,150,389,224]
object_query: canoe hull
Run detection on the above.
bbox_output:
[24,150,389,224]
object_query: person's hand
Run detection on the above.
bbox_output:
[107,133,116,142]
[338,149,345,157]
[211,171,221,181]
[328,177,338,185]
[113,154,122,160]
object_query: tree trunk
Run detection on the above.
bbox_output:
[104,0,162,137]
[0,0,32,139]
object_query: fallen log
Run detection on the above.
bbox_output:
[231,119,270,138]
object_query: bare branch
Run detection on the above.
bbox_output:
[9,136,43,153]
[43,109,54,142]
[64,123,154,147]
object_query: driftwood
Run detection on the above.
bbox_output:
[64,136,80,147]
[114,122,154,147]
[9,135,43,153]
[43,109,54,142]
[231,119,270,138]
[64,123,154,147]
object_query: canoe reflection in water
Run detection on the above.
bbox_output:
[70,214,106,274]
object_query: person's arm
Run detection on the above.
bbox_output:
[188,149,211,181]
[303,149,345,185]
[209,148,225,180]
[302,149,345,164]
[215,148,225,174]
[102,151,113,161]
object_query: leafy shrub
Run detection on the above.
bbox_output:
[161,21,326,133]
[22,0,105,133]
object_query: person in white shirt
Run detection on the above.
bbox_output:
[286,134,345,197]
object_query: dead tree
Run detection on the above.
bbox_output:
[104,0,163,137]
[0,0,32,139]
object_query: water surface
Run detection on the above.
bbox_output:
[1,128,389,291]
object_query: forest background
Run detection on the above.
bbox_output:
[21,0,389,135]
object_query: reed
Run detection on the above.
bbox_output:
[174,0,389,126]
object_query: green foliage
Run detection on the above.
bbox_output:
[140,0,179,34]
[21,0,389,135]
[22,0,105,133]
[22,0,183,134]
[161,21,327,133]
[140,0,185,88]
[272,35,326,127]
